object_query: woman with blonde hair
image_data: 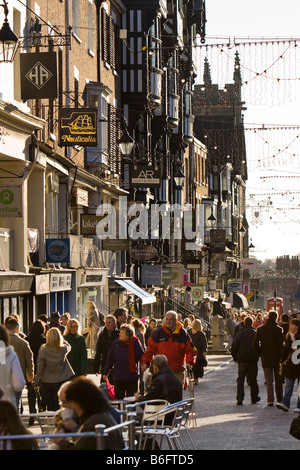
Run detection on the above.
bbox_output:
[84,301,105,355]
[189,319,208,384]
[33,328,74,411]
[64,319,88,377]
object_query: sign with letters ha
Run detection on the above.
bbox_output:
[20,52,58,100]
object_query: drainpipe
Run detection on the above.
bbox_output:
[65,0,70,111]
[96,0,101,83]
[64,0,71,237]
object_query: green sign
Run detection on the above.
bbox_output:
[0,186,22,217]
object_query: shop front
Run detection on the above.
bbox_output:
[0,272,34,334]
[49,270,76,317]
[76,268,108,330]
[34,272,51,319]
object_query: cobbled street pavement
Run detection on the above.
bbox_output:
[181,354,300,450]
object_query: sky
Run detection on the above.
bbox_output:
[201,0,300,261]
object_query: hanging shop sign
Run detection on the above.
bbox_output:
[227,279,242,293]
[191,285,204,302]
[59,108,98,147]
[161,267,172,287]
[102,238,129,251]
[46,238,70,264]
[241,258,257,270]
[130,165,161,188]
[76,188,89,207]
[80,214,129,250]
[80,214,101,235]
[166,264,184,287]
[210,229,226,252]
[129,244,158,261]
[141,265,162,286]
[0,186,22,217]
[20,52,58,99]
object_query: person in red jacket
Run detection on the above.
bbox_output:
[141,311,197,385]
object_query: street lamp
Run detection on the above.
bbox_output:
[118,129,135,157]
[0,1,19,63]
[208,209,217,221]
[174,167,185,187]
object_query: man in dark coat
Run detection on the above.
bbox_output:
[253,310,284,406]
[93,315,119,383]
[135,354,182,404]
[231,316,260,405]
[48,312,65,334]
[212,298,226,318]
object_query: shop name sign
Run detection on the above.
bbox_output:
[0,186,22,217]
[46,238,70,264]
[59,108,98,147]
[130,244,158,261]
[80,214,102,235]
[130,165,161,188]
[210,229,226,252]
[20,52,58,100]
[227,279,242,293]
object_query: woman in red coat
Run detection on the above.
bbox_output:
[103,323,144,399]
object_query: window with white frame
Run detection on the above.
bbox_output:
[88,0,94,54]
[72,0,80,39]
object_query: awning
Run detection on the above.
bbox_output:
[230,292,249,309]
[115,279,157,305]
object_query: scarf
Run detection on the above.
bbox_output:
[121,336,138,372]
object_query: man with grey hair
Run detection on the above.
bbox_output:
[142,310,197,385]
[135,354,182,404]
[142,311,196,384]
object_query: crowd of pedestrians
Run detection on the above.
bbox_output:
[0,303,198,449]
[0,298,299,449]
[228,307,300,413]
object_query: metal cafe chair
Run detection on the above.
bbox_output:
[126,399,169,449]
[21,412,56,434]
[126,399,169,422]
[137,401,188,450]
[174,398,196,450]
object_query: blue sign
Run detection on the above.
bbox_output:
[46,238,70,264]
[141,265,162,286]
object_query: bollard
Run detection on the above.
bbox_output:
[211,315,226,352]
[94,424,106,450]
[127,411,137,450]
